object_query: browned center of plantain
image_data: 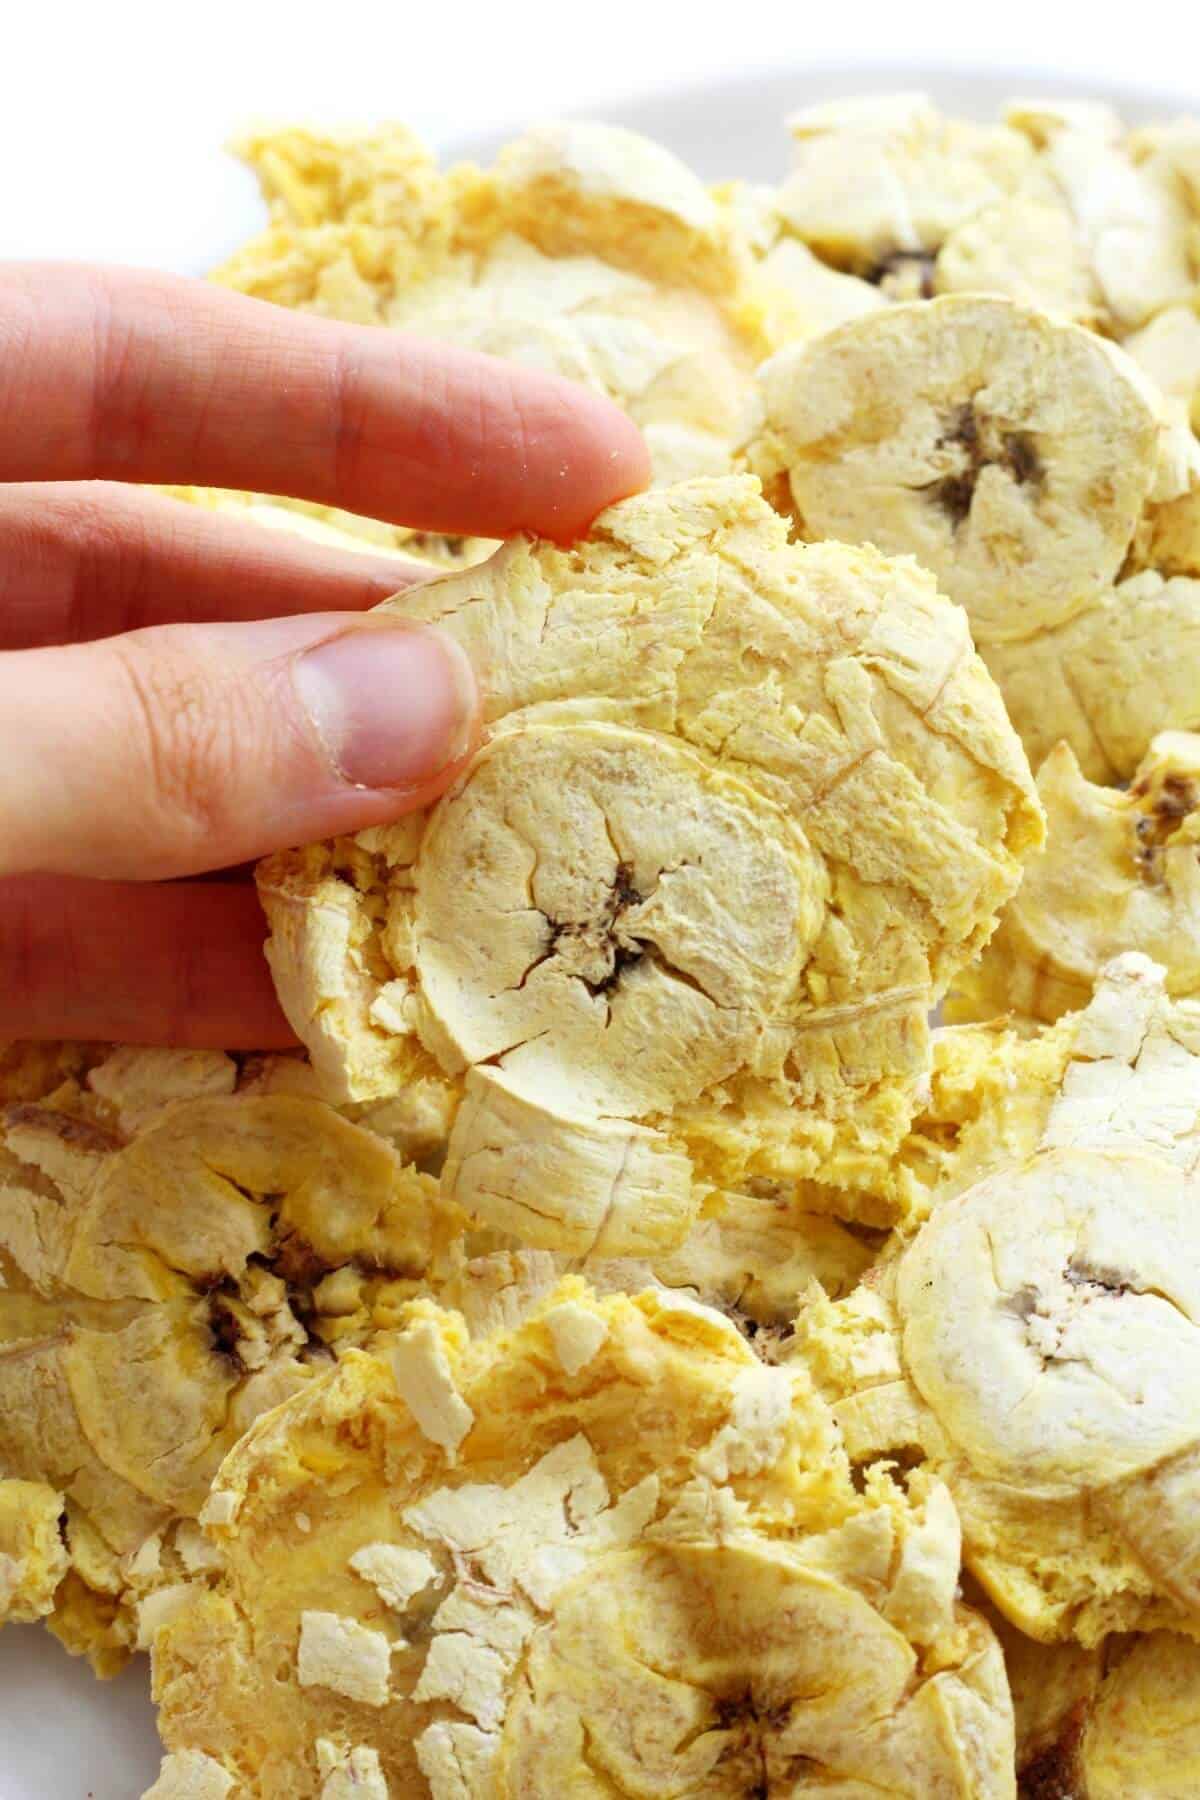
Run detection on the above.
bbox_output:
[1064,1257,1131,1299]
[724,1307,797,1363]
[709,1690,787,1800]
[205,1281,249,1371]
[1131,769,1200,881]
[928,402,1044,530]
[267,1228,332,1292]
[1003,1254,1141,1373]
[865,247,937,299]
[1017,1704,1087,1800]
[707,1690,832,1799]
[547,859,647,998]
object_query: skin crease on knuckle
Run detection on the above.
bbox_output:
[328,339,374,506]
[336,335,467,526]
[86,271,151,476]
[0,484,145,647]
[88,268,207,478]
[61,487,159,645]
[0,274,39,441]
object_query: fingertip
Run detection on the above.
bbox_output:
[511,376,653,544]
[408,341,652,543]
[292,618,480,797]
[573,389,655,529]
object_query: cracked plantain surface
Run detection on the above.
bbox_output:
[146,1282,1015,1798]
[886,951,1200,1226]
[757,292,1200,783]
[0,1077,458,1673]
[0,1034,901,1678]
[758,294,1163,648]
[951,732,1200,1024]
[800,957,1200,1648]
[258,475,1041,1249]
[979,567,1200,784]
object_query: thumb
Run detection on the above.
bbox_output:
[0,612,478,880]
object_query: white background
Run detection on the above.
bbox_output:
[1,3,1197,1794]
[6,0,1200,273]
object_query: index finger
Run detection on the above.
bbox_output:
[0,263,651,542]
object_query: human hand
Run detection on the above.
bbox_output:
[0,263,649,1049]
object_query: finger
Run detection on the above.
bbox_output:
[0,875,295,1046]
[1,263,651,540]
[0,611,479,881]
[0,482,432,649]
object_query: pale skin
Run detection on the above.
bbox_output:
[0,264,650,1046]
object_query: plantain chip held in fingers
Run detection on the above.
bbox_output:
[18,95,1200,1789]
[147,1283,1015,1797]
[258,475,1041,1248]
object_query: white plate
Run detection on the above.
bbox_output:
[3,60,1196,1799]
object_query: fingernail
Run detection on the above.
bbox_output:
[294,623,477,791]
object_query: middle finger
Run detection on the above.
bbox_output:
[0,481,432,649]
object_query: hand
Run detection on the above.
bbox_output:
[0,263,649,1049]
